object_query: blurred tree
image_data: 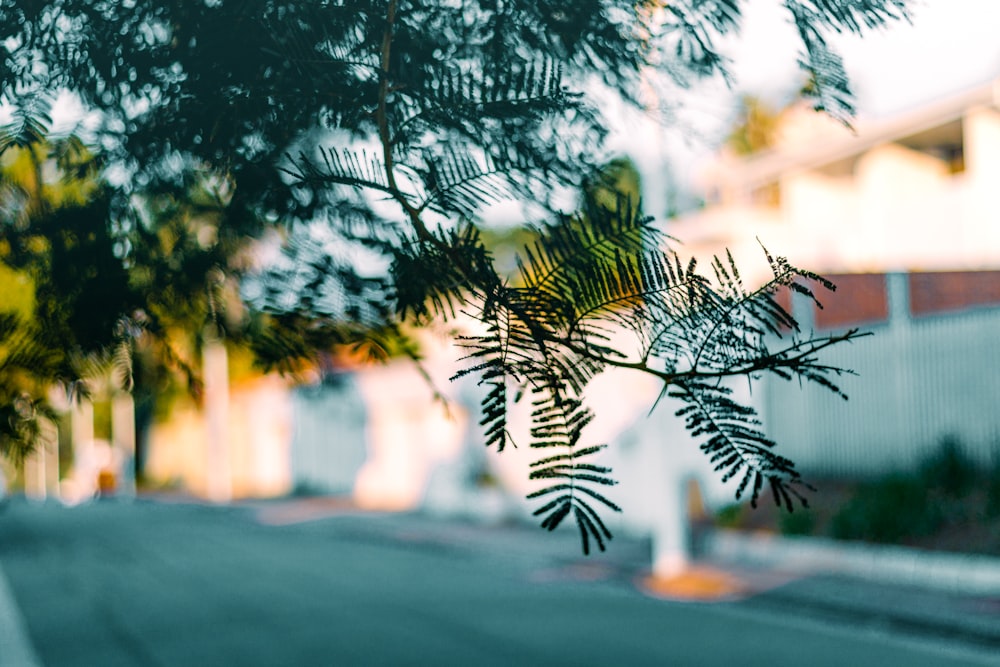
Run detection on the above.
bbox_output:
[0,0,909,550]
[726,95,785,156]
[0,127,134,460]
[0,127,308,471]
[476,157,643,283]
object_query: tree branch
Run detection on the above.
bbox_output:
[377,0,434,243]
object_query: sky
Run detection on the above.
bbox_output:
[731,0,1000,118]
[603,0,1000,216]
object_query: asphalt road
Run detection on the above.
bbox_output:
[0,499,996,667]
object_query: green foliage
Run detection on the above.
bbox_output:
[726,96,784,156]
[830,474,943,543]
[0,94,53,154]
[451,190,863,548]
[714,503,746,529]
[826,437,989,545]
[0,313,61,463]
[0,0,912,551]
[0,136,136,461]
[987,465,1000,519]
[0,264,34,319]
[778,506,816,536]
[714,437,1000,550]
[5,194,137,356]
[787,1,909,123]
[917,435,977,498]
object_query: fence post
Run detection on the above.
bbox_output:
[886,272,917,467]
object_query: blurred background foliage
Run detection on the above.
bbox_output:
[711,435,1000,555]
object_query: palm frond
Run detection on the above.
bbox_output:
[516,194,661,300]
[663,0,741,79]
[451,306,516,452]
[453,208,867,552]
[0,313,62,462]
[391,223,500,322]
[786,3,857,123]
[111,331,135,392]
[786,0,911,33]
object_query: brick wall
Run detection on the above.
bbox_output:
[771,273,889,330]
[813,273,890,330]
[909,271,1000,317]
[771,271,1000,330]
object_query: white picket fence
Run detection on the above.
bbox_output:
[289,378,369,495]
[763,275,1000,476]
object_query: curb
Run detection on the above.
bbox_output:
[701,529,1000,595]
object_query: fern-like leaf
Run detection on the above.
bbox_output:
[281,148,405,201]
[525,386,620,554]
[671,380,812,509]
[0,93,53,154]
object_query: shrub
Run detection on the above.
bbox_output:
[830,475,943,544]
[987,464,1000,519]
[714,504,746,529]
[919,436,977,498]
[779,508,816,536]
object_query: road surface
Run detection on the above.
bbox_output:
[0,499,996,666]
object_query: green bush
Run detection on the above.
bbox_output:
[830,475,943,543]
[712,437,997,547]
[919,436,977,498]
[987,466,1000,519]
[714,503,746,529]
[779,508,816,536]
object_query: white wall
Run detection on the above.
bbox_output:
[145,374,294,498]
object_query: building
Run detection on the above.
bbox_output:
[666,79,1000,476]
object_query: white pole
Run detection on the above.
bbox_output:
[41,419,59,500]
[650,443,691,579]
[22,448,44,501]
[112,392,137,498]
[203,337,232,503]
[72,398,95,499]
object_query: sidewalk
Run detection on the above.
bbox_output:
[700,528,1000,595]
[694,528,1000,651]
[735,570,1000,651]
